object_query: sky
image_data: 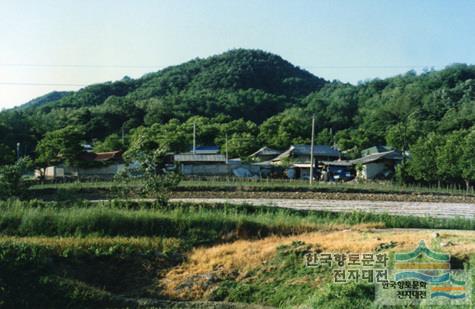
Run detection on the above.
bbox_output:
[1,0,475,109]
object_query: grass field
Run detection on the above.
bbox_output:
[1,200,475,237]
[5,175,475,309]
[1,199,475,308]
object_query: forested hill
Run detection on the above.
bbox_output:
[0,49,475,176]
[16,91,72,110]
[26,48,325,122]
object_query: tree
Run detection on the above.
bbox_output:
[385,119,420,151]
[214,119,259,158]
[407,133,444,184]
[0,144,15,166]
[224,133,258,159]
[120,137,180,203]
[34,126,84,178]
[93,134,124,152]
[258,109,310,149]
[315,128,334,145]
[461,128,475,190]
[124,121,189,162]
[0,157,32,199]
[436,131,465,184]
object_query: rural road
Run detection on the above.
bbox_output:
[170,198,475,219]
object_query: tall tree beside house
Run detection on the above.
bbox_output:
[93,133,125,152]
[436,131,466,184]
[121,128,180,203]
[407,133,444,184]
[258,108,310,150]
[223,133,258,159]
[461,128,475,190]
[385,119,420,152]
[124,123,188,162]
[214,118,259,159]
[34,126,84,178]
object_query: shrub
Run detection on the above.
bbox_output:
[0,158,32,200]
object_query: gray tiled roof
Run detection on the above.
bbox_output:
[273,144,340,161]
[321,160,353,166]
[174,154,226,162]
[351,150,403,165]
[250,146,282,157]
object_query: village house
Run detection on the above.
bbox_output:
[174,145,276,178]
[174,153,228,176]
[319,148,403,181]
[173,146,228,176]
[352,150,403,180]
[249,146,282,162]
[319,160,355,181]
[360,145,394,157]
[36,150,126,180]
[272,144,341,180]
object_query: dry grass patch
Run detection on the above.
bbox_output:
[162,229,475,300]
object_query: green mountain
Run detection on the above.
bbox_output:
[30,49,325,120]
[17,91,72,110]
[8,49,324,143]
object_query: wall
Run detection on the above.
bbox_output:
[362,162,387,179]
[181,163,229,176]
[78,164,125,178]
[180,163,262,177]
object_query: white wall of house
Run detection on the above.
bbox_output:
[34,166,65,179]
[361,162,386,179]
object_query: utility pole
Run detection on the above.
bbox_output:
[193,122,196,154]
[225,134,229,164]
[330,128,335,147]
[16,142,20,161]
[309,115,315,185]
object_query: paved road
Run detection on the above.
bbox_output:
[171,198,475,219]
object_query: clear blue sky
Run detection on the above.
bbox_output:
[1,0,474,108]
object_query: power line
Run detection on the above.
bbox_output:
[0,63,165,69]
[0,82,86,87]
[0,63,449,87]
[0,63,447,70]
[304,65,444,69]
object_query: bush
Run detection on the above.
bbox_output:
[0,158,32,200]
